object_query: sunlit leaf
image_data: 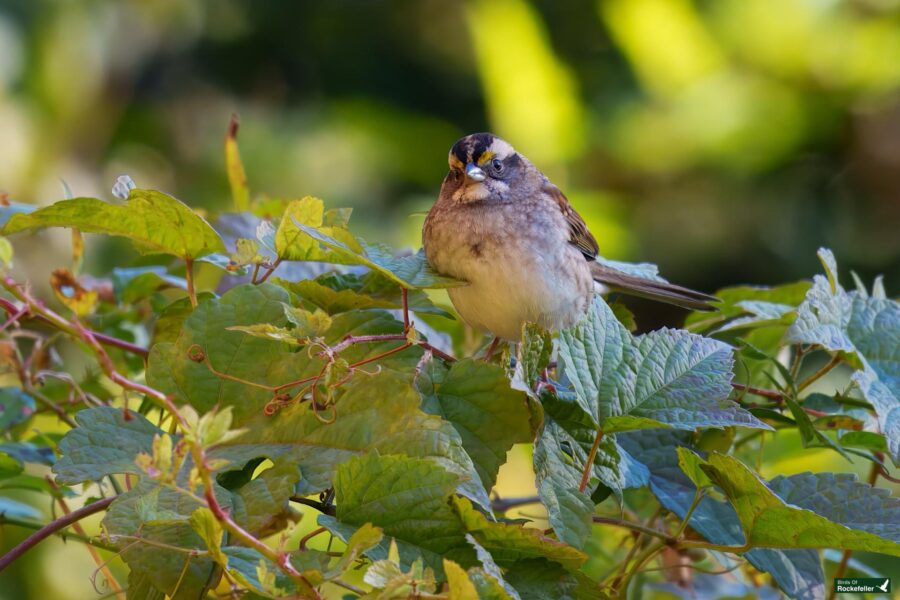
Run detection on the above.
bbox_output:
[4,190,225,258]
[417,357,534,490]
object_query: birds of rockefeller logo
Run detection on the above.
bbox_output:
[833,578,891,594]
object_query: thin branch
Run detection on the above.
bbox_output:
[491,496,541,513]
[0,296,148,359]
[0,496,115,572]
[290,497,336,516]
[827,550,852,600]
[731,382,782,400]
[51,483,124,599]
[579,428,604,493]
[592,516,674,543]
[0,514,115,551]
[797,355,842,392]
[184,258,197,308]
[256,257,283,284]
[401,288,410,331]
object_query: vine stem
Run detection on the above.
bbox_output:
[193,446,323,599]
[184,258,197,308]
[0,514,115,551]
[257,257,283,284]
[579,428,604,493]
[0,295,148,359]
[51,485,124,599]
[797,355,842,392]
[0,496,115,572]
[592,516,673,543]
[731,382,782,400]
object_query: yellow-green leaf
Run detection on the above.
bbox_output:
[4,190,225,259]
[225,115,250,211]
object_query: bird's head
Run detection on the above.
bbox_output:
[445,133,522,203]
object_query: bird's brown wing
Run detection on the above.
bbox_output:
[543,182,599,259]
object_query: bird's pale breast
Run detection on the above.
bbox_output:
[424,198,593,341]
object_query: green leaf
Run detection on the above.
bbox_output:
[675,447,712,488]
[466,534,522,600]
[766,471,900,544]
[275,271,452,317]
[112,266,187,304]
[701,453,900,554]
[274,197,358,261]
[853,371,898,465]
[53,407,166,485]
[326,453,474,575]
[147,283,420,426]
[291,220,464,289]
[451,496,587,571]
[417,357,534,490]
[782,391,851,460]
[512,323,554,396]
[0,388,35,432]
[4,190,225,258]
[227,459,300,536]
[0,236,12,268]
[686,281,811,333]
[532,419,594,549]
[444,559,480,600]
[188,507,227,564]
[104,480,218,599]
[211,369,489,510]
[504,559,607,600]
[620,430,825,600]
[559,297,770,431]
[221,546,299,598]
[147,283,312,425]
[0,496,42,520]
[0,452,23,479]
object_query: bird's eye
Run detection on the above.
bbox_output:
[491,159,503,172]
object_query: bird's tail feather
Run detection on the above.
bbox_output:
[590,263,717,312]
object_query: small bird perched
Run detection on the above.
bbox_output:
[423,132,715,342]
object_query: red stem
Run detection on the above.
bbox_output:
[731,383,782,400]
[0,296,148,359]
[256,258,283,284]
[0,496,115,572]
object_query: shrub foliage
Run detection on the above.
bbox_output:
[0,127,897,599]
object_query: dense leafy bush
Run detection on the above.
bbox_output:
[0,128,897,599]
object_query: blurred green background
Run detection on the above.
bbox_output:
[0,0,899,598]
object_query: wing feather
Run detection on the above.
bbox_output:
[543,183,599,259]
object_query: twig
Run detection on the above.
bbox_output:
[0,296,148,359]
[592,516,674,543]
[579,428,604,493]
[731,383,782,400]
[290,497,336,516]
[0,514,115,551]
[256,257,282,284]
[0,496,115,572]
[491,496,541,513]
[51,482,124,599]
[797,355,842,392]
[827,550,852,600]
[298,526,327,551]
[184,258,197,308]
[332,579,366,595]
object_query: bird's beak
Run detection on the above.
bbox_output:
[465,162,486,183]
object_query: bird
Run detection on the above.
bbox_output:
[422,132,716,344]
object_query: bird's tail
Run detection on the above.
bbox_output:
[591,263,717,312]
